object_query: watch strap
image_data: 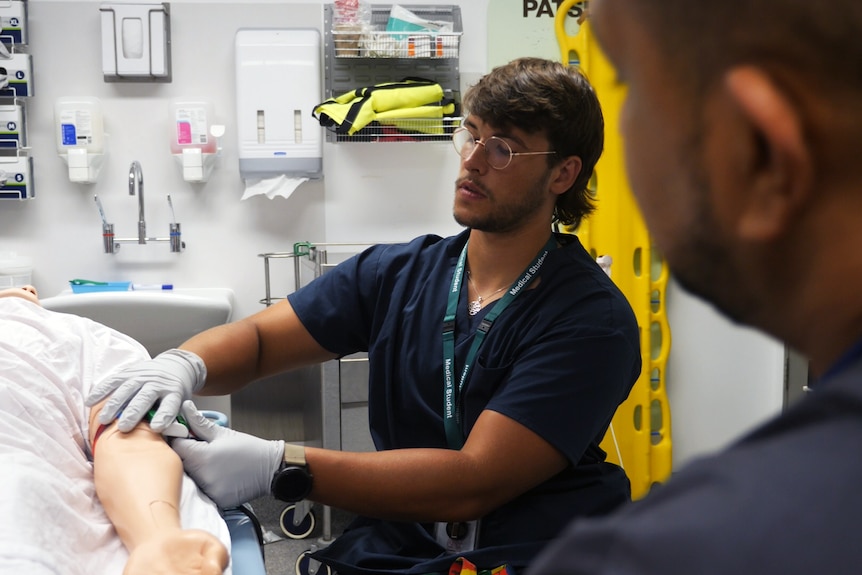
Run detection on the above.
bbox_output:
[283,442,307,467]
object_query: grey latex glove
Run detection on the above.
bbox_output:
[85,348,207,433]
[171,400,284,509]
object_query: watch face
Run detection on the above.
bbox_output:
[272,465,313,502]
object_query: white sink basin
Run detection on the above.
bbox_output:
[41,288,234,357]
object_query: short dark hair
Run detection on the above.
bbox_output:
[461,57,604,228]
[633,0,862,106]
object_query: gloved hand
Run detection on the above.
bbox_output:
[171,400,285,509]
[85,348,207,433]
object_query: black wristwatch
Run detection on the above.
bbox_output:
[271,445,313,503]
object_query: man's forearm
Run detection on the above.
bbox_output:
[181,300,337,395]
[305,410,568,522]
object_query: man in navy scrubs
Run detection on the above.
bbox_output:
[88,57,641,575]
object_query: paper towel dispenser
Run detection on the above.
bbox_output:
[235,28,323,181]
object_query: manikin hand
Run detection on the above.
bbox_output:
[85,349,207,432]
[123,528,229,575]
[172,400,285,509]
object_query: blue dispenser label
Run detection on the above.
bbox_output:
[61,123,77,146]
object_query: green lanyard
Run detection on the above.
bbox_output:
[442,236,557,449]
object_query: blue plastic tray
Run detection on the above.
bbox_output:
[70,281,132,293]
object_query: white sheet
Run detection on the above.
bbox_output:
[0,298,232,575]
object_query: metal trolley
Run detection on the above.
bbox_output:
[258,242,379,575]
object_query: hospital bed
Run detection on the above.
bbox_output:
[205,410,267,575]
[0,299,267,575]
[224,505,266,575]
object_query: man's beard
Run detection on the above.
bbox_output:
[453,170,552,233]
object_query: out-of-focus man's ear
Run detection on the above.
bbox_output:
[724,66,814,241]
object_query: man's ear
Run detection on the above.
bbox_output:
[724,66,814,240]
[549,155,583,196]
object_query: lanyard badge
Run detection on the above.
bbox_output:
[434,519,481,553]
[437,236,556,551]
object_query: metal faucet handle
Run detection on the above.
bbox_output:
[170,222,183,253]
[167,195,184,252]
[102,222,117,254]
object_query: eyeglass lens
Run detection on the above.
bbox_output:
[453,129,512,169]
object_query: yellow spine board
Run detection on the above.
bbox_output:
[555,1,672,499]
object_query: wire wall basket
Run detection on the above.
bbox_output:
[332,5,462,59]
[328,116,462,143]
[333,28,461,59]
[324,4,463,143]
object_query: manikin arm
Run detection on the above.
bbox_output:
[88,402,229,575]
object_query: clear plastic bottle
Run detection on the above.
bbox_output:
[54,97,105,156]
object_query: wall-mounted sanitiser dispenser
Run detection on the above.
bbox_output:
[235,29,322,181]
[55,97,106,183]
[100,2,171,82]
[169,98,223,182]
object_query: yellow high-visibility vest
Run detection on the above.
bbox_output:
[314,78,456,135]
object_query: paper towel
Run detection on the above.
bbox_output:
[241,175,309,200]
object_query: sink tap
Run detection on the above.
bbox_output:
[129,161,145,244]
[97,163,185,254]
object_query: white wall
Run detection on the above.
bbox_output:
[10,1,333,321]
[665,280,786,467]
[1,0,786,467]
[6,0,489,309]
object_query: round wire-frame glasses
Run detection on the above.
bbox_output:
[451,127,557,170]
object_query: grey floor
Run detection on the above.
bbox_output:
[246,495,355,575]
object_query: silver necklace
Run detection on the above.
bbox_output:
[466,270,509,316]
